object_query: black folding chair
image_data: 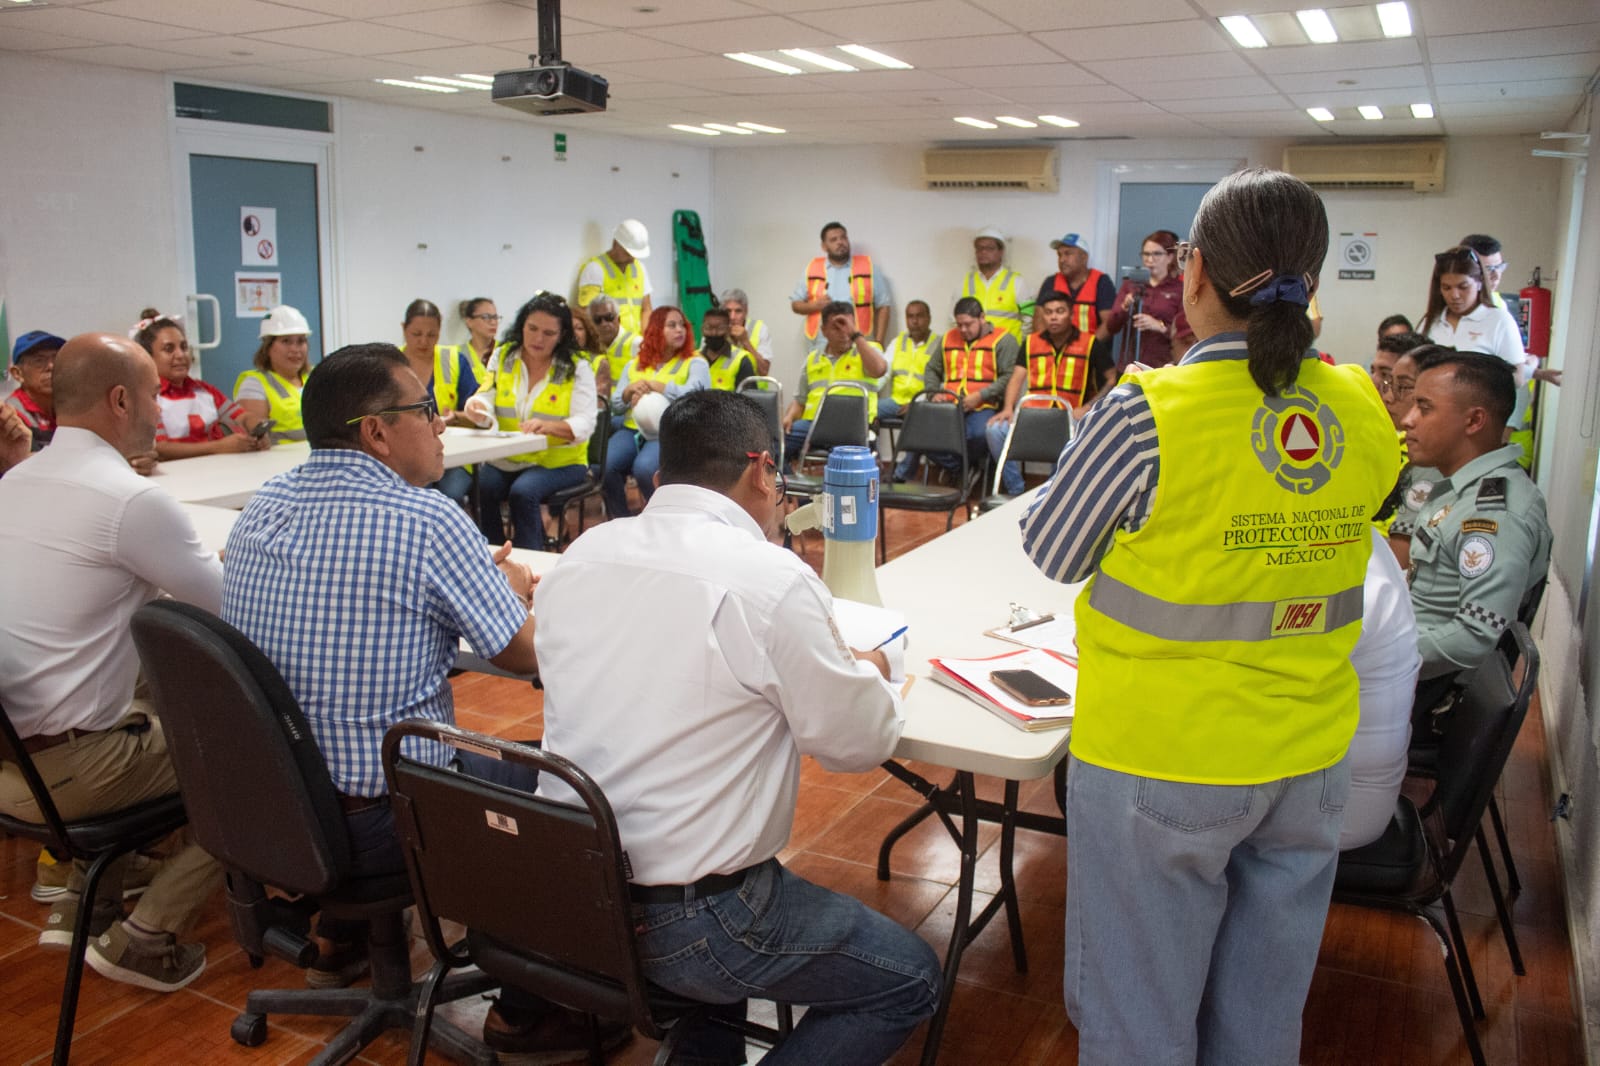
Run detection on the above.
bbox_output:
[785,381,873,503]
[548,398,611,548]
[382,720,791,1066]
[738,376,786,468]
[977,396,1073,513]
[1334,622,1538,1066]
[0,701,189,1066]
[878,393,969,563]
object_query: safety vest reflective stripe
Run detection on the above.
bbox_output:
[589,255,647,334]
[706,351,754,390]
[889,333,936,405]
[1053,268,1106,355]
[491,356,588,467]
[940,327,1000,406]
[801,348,879,422]
[234,369,307,441]
[1025,335,1090,406]
[604,330,637,384]
[433,345,460,412]
[804,255,875,339]
[623,356,697,430]
[963,268,1024,343]
[1089,572,1366,643]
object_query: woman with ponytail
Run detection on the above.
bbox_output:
[1020,168,1401,1064]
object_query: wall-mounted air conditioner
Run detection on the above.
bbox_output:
[1283,140,1446,192]
[922,147,1059,192]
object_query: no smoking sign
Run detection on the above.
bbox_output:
[1338,233,1376,281]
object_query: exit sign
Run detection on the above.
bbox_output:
[554,132,567,161]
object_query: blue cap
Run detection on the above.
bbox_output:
[1050,233,1085,251]
[12,331,65,362]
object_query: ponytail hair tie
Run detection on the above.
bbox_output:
[128,312,183,339]
[1247,274,1312,309]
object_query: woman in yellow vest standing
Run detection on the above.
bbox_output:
[465,294,596,550]
[602,305,708,518]
[234,304,314,442]
[1021,169,1400,1065]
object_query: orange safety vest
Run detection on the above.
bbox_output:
[1024,332,1093,408]
[1052,267,1107,356]
[940,326,1002,408]
[804,255,875,340]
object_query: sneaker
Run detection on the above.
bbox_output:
[482,1002,633,1065]
[85,923,206,993]
[32,850,161,904]
[37,894,121,950]
[306,937,369,989]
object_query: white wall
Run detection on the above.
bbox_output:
[711,135,1562,393]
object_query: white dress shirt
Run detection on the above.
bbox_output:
[0,427,222,737]
[1342,528,1421,850]
[477,353,598,473]
[534,483,904,884]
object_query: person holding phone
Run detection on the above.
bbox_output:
[1021,169,1401,1065]
[133,309,268,460]
[235,305,314,443]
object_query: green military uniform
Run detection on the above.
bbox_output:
[1407,444,1551,680]
[1383,462,1444,541]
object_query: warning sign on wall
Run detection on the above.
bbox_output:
[241,207,279,266]
[1337,232,1376,281]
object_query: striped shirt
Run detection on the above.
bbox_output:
[221,449,527,797]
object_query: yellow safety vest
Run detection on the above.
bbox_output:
[581,255,647,334]
[622,356,699,431]
[1073,357,1400,784]
[705,349,755,391]
[491,356,588,468]
[432,345,470,412]
[233,367,307,442]
[601,329,638,385]
[460,340,491,381]
[801,347,878,423]
[887,333,937,406]
[962,268,1026,343]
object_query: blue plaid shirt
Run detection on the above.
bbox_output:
[222,449,526,796]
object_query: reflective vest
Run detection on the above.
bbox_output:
[705,349,755,391]
[491,356,589,468]
[1072,357,1401,784]
[962,268,1026,343]
[460,340,491,381]
[888,333,938,406]
[584,254,647,334]
[432,345,470,412]
[622,356,699,431]
[233,368,307,441]
[1023,332,1093,408]
[804,255,875,340]
[801,347,879,423]
[940,326,1002,408]
[601,329,639,385]
[1052,268,1107,356]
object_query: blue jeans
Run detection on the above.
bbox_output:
[432,466,473,510]
[983,417,1026,495]
[878,400,919,480]
[782,420,812,466]
[602,429,659,518]
[927,408,992,476]
[634,860,940,1065]
[476,463,587,550]
[1063,753,1349,1066]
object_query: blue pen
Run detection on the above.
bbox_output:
[871,625,908,651]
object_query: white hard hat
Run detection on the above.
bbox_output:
[259,305,311,338]
[613,219,650,259]
[632,391,670,440]
[974,226,1006,246]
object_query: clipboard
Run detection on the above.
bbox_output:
[984,612,1076,658]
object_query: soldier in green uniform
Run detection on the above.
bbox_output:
[1402,348,1551,682]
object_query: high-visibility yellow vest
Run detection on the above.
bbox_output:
[460,340,491,381]
[801,347,878,422]
[962,267,1026,343]
[1073,357,1401,784]
[705,349,755,391]
[940,326,1002,409]
[233,367,308,441]
[1023,333,1093,408]
[581,254,647,334]
[804,255,875,340]
[887,333,937,406]
[601,329,638,385]
[622,356,699,430]
[432,345,471,412]
[491,355,588,468]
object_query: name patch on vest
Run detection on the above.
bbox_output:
[1271,597,1329,635]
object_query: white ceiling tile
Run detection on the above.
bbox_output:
[1268,66,1428,94]
[1432,55,1599,86]
[1143,75,1281,99]
[248,21,458,56]
[558,32,703,64]
[1426,24,1600,64]
[81,0,337,35]
[0,5,186,43]
[1416,0,1600,36]
[371,43,532,72]
[932,63,1104,88]
[1033,20,1233,61]
[803,68,967,92]
[40,42,224,70]
[791,0,1003,43]
[1287,89,1451,109]
[1156,94,1293,114]
[0,26,99,50]
[634,14,834,51]
[1247,38,1424,74]
[1083,51,1255,86]
[871,34,1064,67]
[966,0,1195,32]
[177,63,336,87]
[540,0,765,30]
[985,84,1137,104]
[1193,114,1331,136]
[139,35,341,64]
[279,55,425,80]
[1435,78,1590,103]
[370,3,544,40]
[269,0,490,15]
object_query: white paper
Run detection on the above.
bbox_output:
[990,616,1077,655]
[832,598,907,654]
[935,648,1077,718]
[235,272,281,318]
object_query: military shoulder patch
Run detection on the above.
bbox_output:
[1459,535,1495,579]
[1461,518,1499,535]
[1475,476,1508,510]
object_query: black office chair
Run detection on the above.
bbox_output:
[548,398,612,548]
[1334,622,1538,1066]
[0,701,190,1066]
[878,393,969,563]
[977,396,1072,513]
[128,600,496,1066]
[784,382,873,503]
[382,720,792,1066]
[738,376,786,469]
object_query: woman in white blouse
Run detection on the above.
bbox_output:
[1419,246,1526,384]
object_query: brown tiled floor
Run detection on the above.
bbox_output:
[0,501,1584,1064]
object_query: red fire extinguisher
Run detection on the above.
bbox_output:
[1520,267,1551,358]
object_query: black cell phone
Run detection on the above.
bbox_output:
[989,669,1072,707]
[250,419,276,440]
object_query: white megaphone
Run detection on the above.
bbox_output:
[784,445,882,606]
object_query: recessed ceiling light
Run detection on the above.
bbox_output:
[995,116,1037,128]
[954,117,999,129]
[376,79,457,93]
[704,122,756,135]
[838,44,913,70]
[1376,1,1412,37]
[1038,115,1080,128]
[1295,9,1339,44]
[1219,15,1268,48]
[724,52,803,75]
[418,76,490,90]
[737,122,786,133]
[780,48,856,73]
[1410,102,1434,118]
[1307,107,1336,121]
[456,74,494,84]
[669,124,721,136]
[1358,105,1384,120]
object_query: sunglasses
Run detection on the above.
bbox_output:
[345,395,439,425]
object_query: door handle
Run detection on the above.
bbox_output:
[187,293,222,351]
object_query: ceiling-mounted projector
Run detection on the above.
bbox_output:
[491,0,607,116]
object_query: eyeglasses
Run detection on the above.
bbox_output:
[345,395,439,425]
[592,313,619,324]
[1176,241,1196,269]
[745,450,786,496]
[1482,260,1508,273]
[1391,382,1416,398]
[469,313,501,322]
[1435,247,1480,267]
[1141,249,1173,259]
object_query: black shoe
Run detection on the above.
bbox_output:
[306,937,369,989]
[483,1002,633,1065]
